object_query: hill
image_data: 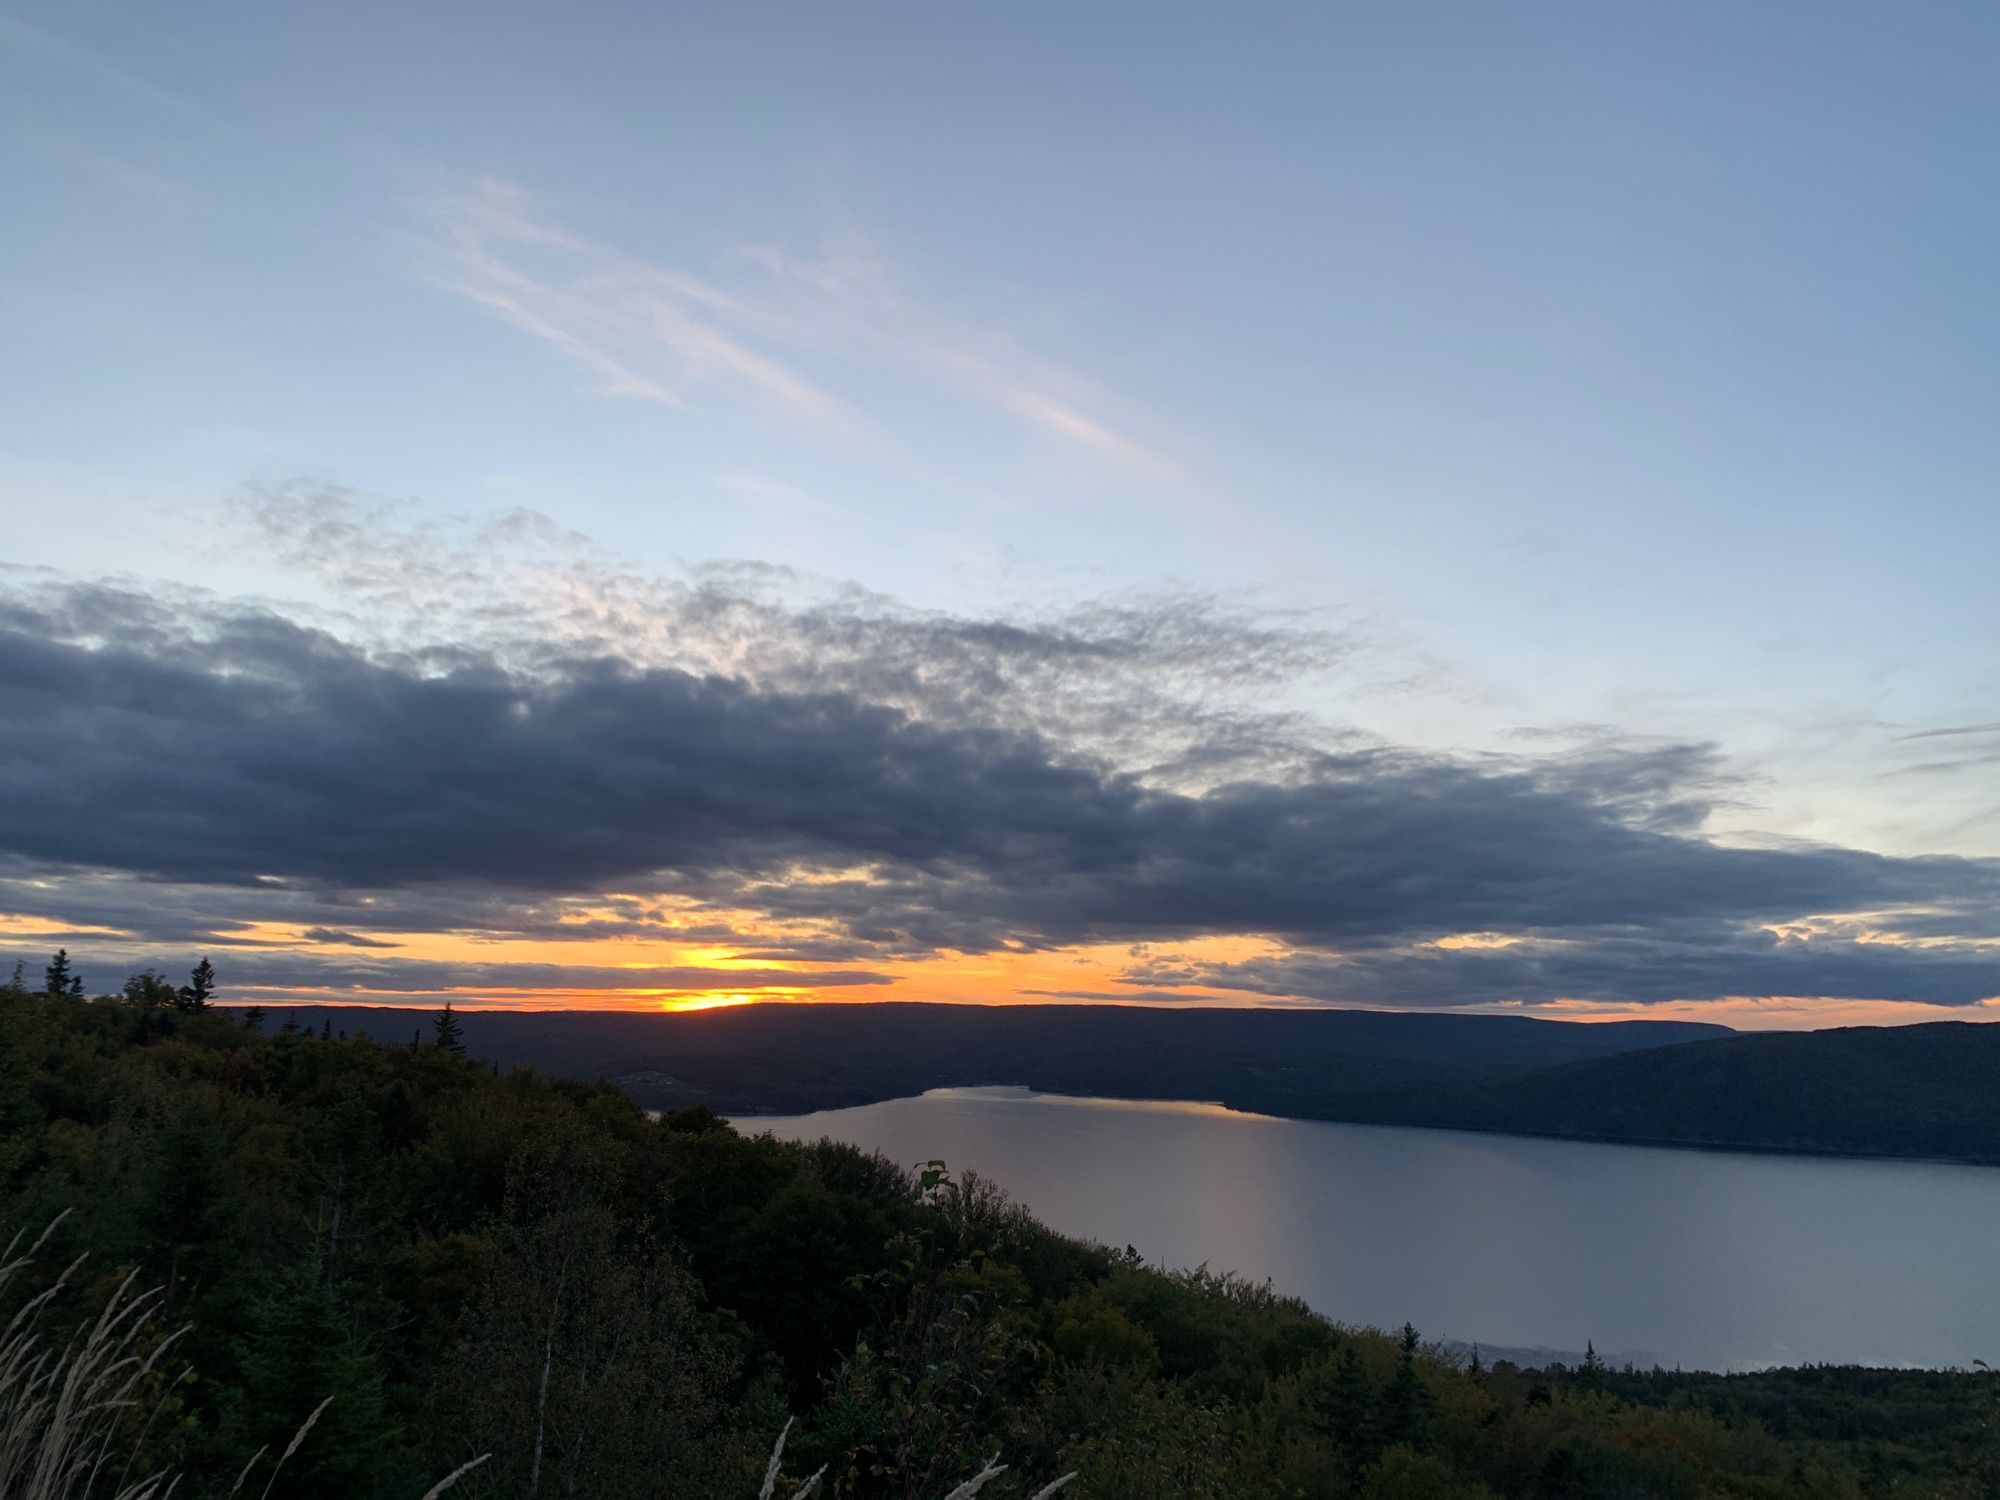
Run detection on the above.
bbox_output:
[3,990,1994,1498]
[271,1001,1728,1117]
[284,1003,2000,1166]
[1369,1021,2000,1164]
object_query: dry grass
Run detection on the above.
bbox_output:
[755,1419,1074,1500]
[0,1214,185,1500]
[0,1216,489,1500]
[4,1213,1056,1500]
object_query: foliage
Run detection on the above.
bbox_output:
[2,987,1996,1498]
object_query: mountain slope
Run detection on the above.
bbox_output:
[270,1001,1727,1116]
[1372,1021,2000,1162]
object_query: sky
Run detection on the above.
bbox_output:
[1,1,1996,1027]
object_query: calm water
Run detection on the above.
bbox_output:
[745,1087,2000,1371]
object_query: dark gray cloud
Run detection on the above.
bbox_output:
[1,571,1996,1010]
[299,928,401,948]
[233,482,1361,788]
[0,947,890,999]
[1121,933,2000,1009]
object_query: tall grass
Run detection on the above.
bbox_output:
[755,1417,1075,1500]
[0,1214,184,1500]
[0,1217,490,1500]
[3,1213,1058,1500]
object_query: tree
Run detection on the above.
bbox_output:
[123,970,178,1007]
[1578,1340,1606,1393]
[426,1126,740,1498]
[220,1268,402,1500]
[281,1010,300,1034]
[1379,1323,1431,1451]
[44,949,82,998]
[178,956,216,1012]
[243,1005,266,1032]
[433,1001,466,1056]
[320,1016,333,1042]
[3,959,24,995]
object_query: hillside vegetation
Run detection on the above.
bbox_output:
[3,984,1996,1499]
[1364,1023,2000,1163]
[267,1003,2000,1165]
[260,1002,1726,1120]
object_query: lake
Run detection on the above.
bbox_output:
[743,1086,2000,1372]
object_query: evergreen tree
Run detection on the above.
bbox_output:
[281,1010,300,1034]
[243,1005,267,1032]
[320,1016,333,1041]
[137,1103,229,1305]
[121,970,179,1041]
[1578,1340,1606,1393]
[1379,1322,1431,1451]
[221,1269,402,1500]
[123,970,178,1007]
[3,959,24,995]
[44,948,82,997]
[433,1001,466,1056]
[178,956,216,1011]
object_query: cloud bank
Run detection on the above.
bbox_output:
[3,489,1995,1014]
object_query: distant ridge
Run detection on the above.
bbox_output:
[249,1002,2000,1164]
[1359,1020,2000,1164]
[249,1002,2000,1162]
[255,1000,1710,1109]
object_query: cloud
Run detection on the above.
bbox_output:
[421,179,1188,488]
[300,928,401,948]
[1894,721,2000,743]
[1,562,1995,1012]
[229,480,1349,785]
[0,946,891,1003]
[1120,931,2000,1009]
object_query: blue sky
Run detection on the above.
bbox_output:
[1,3,1996,1020]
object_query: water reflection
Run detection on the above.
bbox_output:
[744,1086,2000,1371]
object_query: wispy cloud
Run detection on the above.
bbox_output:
[1894,721,2000,743]
[420,178,1189,489]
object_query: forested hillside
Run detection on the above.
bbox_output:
[3,983,1996,1498]
[255,1002,2000,1165]
[251,1001,1727,1118]
[1366,1023,2000,1163]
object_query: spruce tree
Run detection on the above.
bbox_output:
[320,1015,333,1041]
[243,1005,266,1032]
[1380,1322,1431,1450]
[178,956,216,1012]
[281,1010,300,1034]
[44,948,81,997]
[433,1000,466,1055]
[123,970,178,1008]
[1579,1340,1606,1392]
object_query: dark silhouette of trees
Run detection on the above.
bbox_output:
[3,983,1993,1499]
[123,970,178,1007]
[1380,1322,1432,1451]
[178,956,216,1012]
[43,949,82,998]
[433,1001,466,1056]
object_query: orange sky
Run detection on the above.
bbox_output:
[164,917,1999,1030]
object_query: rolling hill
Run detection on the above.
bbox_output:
[1366,1020,2000,1163]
